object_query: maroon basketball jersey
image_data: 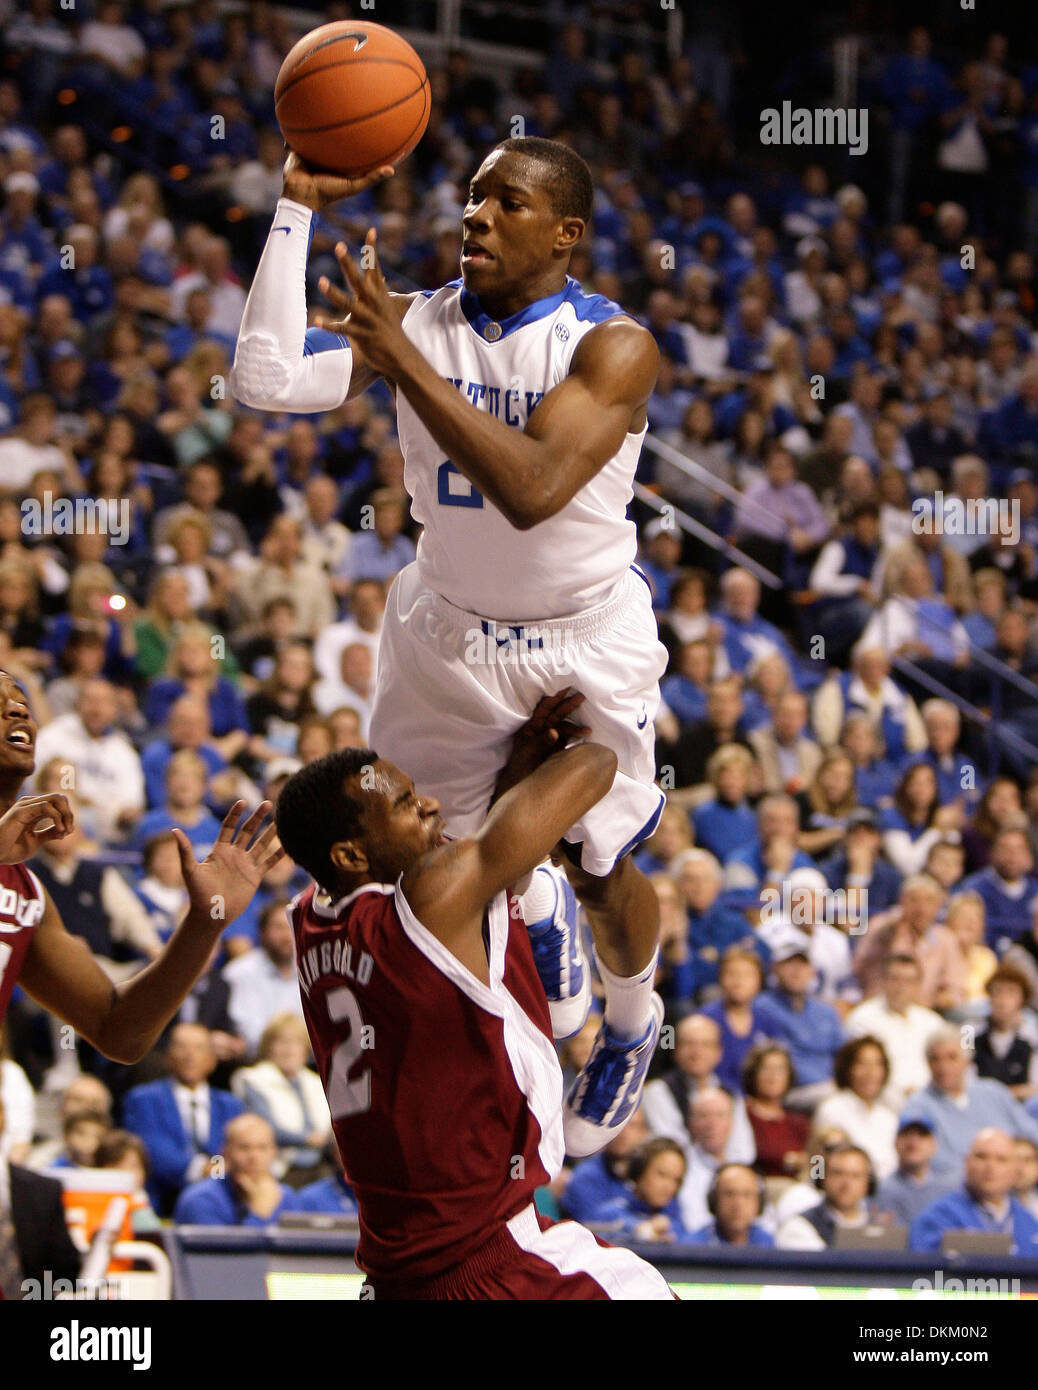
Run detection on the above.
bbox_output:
[0,863,46,1026]
[288,879,564,1283]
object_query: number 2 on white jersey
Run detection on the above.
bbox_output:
[325,984,371,1120]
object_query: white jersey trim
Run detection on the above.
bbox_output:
[310,882,395,920]
[506,1204,674,1300]
[393,879,565,1179]
[23,867,45,903]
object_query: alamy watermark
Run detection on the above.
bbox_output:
[910,1270,1020,1298]
[760,881,868,934]
[21,491,129,546]
[911,493,1019,544]
[463,622,576,674]
[760,102,868,156]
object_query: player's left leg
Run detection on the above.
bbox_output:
[518,862,591,1040]
[541,567,670,1157]
[558,852,665,1158]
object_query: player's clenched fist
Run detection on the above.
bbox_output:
[0,793,74,864]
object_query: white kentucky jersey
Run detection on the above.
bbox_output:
[396,277,644,621]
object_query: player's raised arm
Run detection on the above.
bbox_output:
[402,693,616,943]
[19,801,283,1064]
[230,154,412,413]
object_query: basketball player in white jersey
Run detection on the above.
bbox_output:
[231,138,667,1156]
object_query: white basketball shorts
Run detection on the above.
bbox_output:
[368,562,668,876]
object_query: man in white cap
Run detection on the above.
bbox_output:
[758,866,858,1011]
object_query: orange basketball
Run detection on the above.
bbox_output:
[275,21,430,177]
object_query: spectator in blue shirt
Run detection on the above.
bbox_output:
[961,829,1038,955]
[818,807,903,916]
[700,947,771,1094]
[133,749,223,858]
[173,1113,300,1227]
[561,1107,651,1225]
[673,849,766,1002]
[899,1027,1038,1180]
[724,793,818,913]
[141,695,230,810]
[143,626,249,741]
[909,699,981,810]
[910,1127,1038,1254]
[594,1138,691,1244]
[873,1119,955,1227]
[294,1170,358,1217]
[980,368,1038,462]
[342,488,415,586]
[754,940,844,1099]
[637,522,684,613]
[660,638,712,727]
[689,1163,774,1247]
[691,745,758,863]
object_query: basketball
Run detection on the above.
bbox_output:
[274,21,430,178]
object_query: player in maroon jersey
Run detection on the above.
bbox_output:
[0,668,283,1060]
[274,691,673,1299]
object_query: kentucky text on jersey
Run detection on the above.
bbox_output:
[445,377,544,423]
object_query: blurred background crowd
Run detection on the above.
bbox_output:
[2,0,1038,1275]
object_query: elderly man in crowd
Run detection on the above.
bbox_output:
[853,874,968,1011]
[642,1013,755,1163]
[899,1029,1038,1180]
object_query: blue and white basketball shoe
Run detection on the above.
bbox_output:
[522,864,591,1040]
[562,993,665,1158]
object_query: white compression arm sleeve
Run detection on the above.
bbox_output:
[230,197,353,413]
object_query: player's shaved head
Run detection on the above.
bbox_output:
[491,137,593,224]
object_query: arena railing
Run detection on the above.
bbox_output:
[879,596,1038,774]
[640,432,1038,774]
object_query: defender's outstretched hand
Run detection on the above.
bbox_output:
[282,151,395,211]
[0,793,74,864]
[172,801,284,929]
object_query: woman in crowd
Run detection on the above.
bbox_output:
[0,559,47,671]
[133,570,196,680]
[231,1013,333,1187]
[813,1036,899,1180]
[142,622,247,749]
[595,1138,690,1243]
[945,890,997,1013]
[961,777,1025,873]
[797,749,859,857]
[246,641,318,764]
[691,743,757,863]
[881,762,962,876]
[742,1044,810,1181]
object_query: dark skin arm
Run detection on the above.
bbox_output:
[20,801,283,1064]
[318,230,660,529]
[402,713,616,981]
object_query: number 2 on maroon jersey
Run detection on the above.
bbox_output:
[325,984,371,1120]
[0,942,11,990]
